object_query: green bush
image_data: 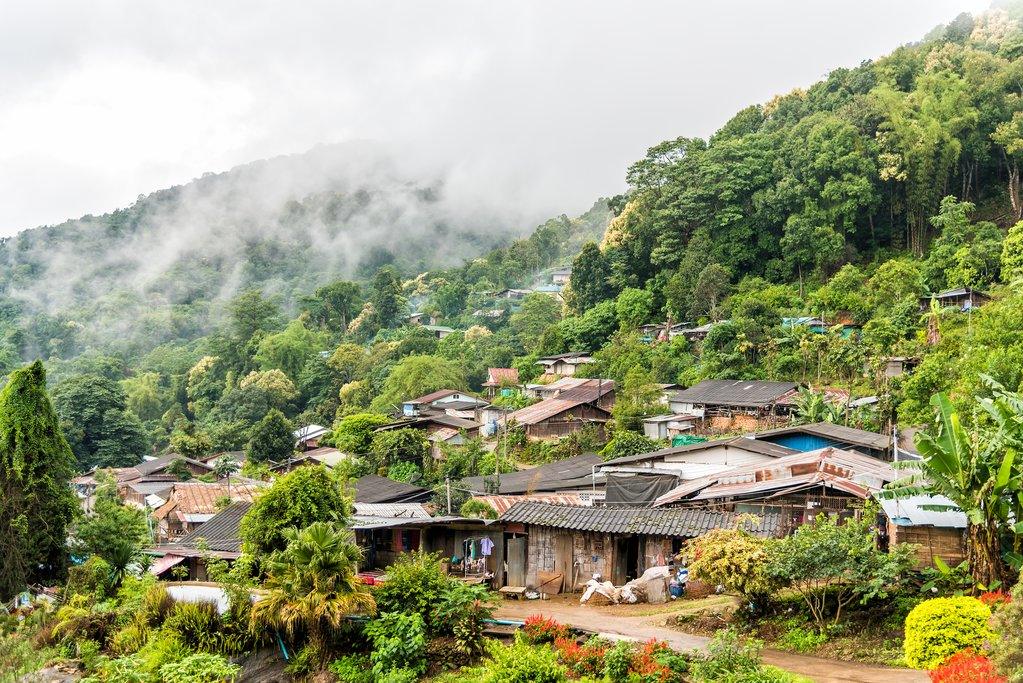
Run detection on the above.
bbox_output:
[133,629,191,674]
[374,551,450,631]
[690,628,763,681]
[111,619,150,655]
[903,596,992,669]
[377,669,418,683]
[84,654,155,683]
[991,579,1023,680]
[435,582,495,656]
[329,654,374,682]
[778,626,828,653]
[481,634,567,682]
[163,601,222,652]
[603,640,633,683]
[158,653,239,682]
[365,612,428,677]
[65,556,113,600]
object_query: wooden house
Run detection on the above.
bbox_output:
[667,379,798,431]
[919,287,992,312]
[482,368,521,398]
[535,351,594,378]
[877,494,967,568]
[149,502,251,581]
[501,379,614,439]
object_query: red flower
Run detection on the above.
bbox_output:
[930,650,1006,683]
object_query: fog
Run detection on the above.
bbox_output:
[0,0,989,236]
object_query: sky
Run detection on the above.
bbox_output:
[0,0,991,236]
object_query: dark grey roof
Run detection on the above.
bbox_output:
[499,501,780,538]
[354,475,433,504]
[135,452,213,476]
[753,422,891,452]
[601,437,796,467]
[671,380,797,407]
[538,351,592,361]
[174,501,252,552]
[460,453,603,494]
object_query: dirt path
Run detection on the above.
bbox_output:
[495,599,927,683]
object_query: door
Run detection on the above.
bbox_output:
[554,534,574,592]
[507,537,526,587]
[613,536,640,585]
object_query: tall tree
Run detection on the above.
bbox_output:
[569,242,613,313]
[0,361,78,600]
[246,409,295,464]
[53,374,150,470]
[370,266,406,329]
[301,280,362,332]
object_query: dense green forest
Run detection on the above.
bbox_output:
[3,6,1023,473]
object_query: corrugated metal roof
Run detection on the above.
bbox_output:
[460,453,603,494]
[753,422,891,451]
[602,436,796,467]
[353,502,431,519]
[472,493,587,515]
[153,482,263,520]
[654,447,897,506]
[484,368,520,386]
[136,453,213,476]
[499,501,780,538]
[173,501,252,552]
[503,380,614,426]
[354,475,433,504]
[670,379,798,407]
[877,494,968,528]
[407,389,464,405]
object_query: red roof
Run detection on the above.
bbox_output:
[503,379,614,426]
[483,368,520,387]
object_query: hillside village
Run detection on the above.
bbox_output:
[6,5,1023,683]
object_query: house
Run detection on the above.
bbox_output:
[919,287,992,312]
[878,356,920,378]
[148,502,251,581]
[423,324,454,340]
[400,389,484,417]
[669,321,722,342]
[427,427,466,460]
[534,285,565,301]
[482,368,521,398]
[133,453,214,479]
[349,503,501,583]
[501,379,614,439]
[353,474,433,504]
[652,447,898,535]
[667,379,798,431]
[152,482,264,543]
[497,502,781,589]
[270,446,349,472]
[596,436,797,505]
[294,424,329,450]
[493,288,533,301]
[535,351,594,378]
[876,494,967,568]
[408,312,439,326]
[378,413,480,444]
[550,267,572,285]
[460,453,604,496]
[468,493,590,516]
[752,422,893,460]
[641,414,698,441]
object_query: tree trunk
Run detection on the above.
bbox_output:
[1009,161,1022,221]
[968,522,1006,588]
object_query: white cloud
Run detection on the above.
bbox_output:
[0,0,989,234]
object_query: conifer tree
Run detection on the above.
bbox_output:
[0,361,78,600]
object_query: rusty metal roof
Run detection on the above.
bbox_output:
[472,493,587,515]
[654,447,896,507]
[499,501,780,538]
[503,379,614,426]
[172,501,252,552]
[460,453,603,494]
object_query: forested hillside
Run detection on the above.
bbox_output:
[0,141,608,364]
[4,6,1023,471]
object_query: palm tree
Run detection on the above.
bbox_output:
[882,384,1022,587]
[250,522,375,659]
[213,456,240,496]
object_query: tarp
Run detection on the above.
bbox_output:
[672,434,708,447]
[604,473,679,506]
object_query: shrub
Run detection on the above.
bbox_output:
[690,628,762,681]
[163,601,223,652]
[460,499,498,520]
[979,591,1011,608]
[481,634,567,682]
[992,579,1023,681]
[778,626,828,653]
[377,670,419,683]
[435,582,495,656]
[111,619,150,655]
[554,636,609,677]
[133,631,191,675]
[85,654,156,683]
[631,639,687,682]
[522,615,571,644]
[604,640,634,683]
[682,525,775,603]
[929,650,1005,683]
[330,654,374,682]
[904,597,992,670]
[65,556,113,600]
[51,595,117,646]
[374,551,450,631]
[365,611,428,677]
[158,653,239,683]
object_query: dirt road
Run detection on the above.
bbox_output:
[494,599,927,683]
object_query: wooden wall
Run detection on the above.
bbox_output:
[889,524,966,568]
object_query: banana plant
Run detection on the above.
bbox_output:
[881,382,1022,587]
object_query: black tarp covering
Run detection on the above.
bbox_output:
[604,473,680,506]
